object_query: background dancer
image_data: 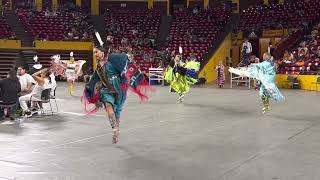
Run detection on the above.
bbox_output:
[164,48,200,103]
[51,52,86,95]
[215,61,225,88]
[229,52,285,113]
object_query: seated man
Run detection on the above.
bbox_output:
[19,68,52,117]
[17,66,35,96]
[0,70,21,120]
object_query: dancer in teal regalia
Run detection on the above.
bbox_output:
[82,32,152,144]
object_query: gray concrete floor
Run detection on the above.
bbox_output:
[0,82,320,180]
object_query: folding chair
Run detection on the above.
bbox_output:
[50,88,58,112]
[32,88,54,116]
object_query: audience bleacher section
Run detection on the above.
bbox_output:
[167,6,231,61]
[238,1,320,32]
[104,9,161,72]
[277,28,320,75]
[0,16,15,39]
[17,8,94,41]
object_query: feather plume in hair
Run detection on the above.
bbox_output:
[95,31,104,47]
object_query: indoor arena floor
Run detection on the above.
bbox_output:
[0,82,320,180]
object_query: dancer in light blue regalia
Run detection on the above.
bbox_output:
[229,52,285,114]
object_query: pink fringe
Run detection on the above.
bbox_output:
[50,63,65,76]
[81,91,100,115]
[81,72,155,115]
[121,75,155,102]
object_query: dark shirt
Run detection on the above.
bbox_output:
[270,47,275,56]
[0,78,21,104]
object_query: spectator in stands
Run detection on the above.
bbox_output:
[226,57,232,67]
[73,32,80,40]
[297,49,307,60]
[309,37,318,46]
[189,50,196,60]
[38,31,47,41]
[0,5,3,16]
[82,32,89,41]
[121,37,128,46]
[44,8,50,17]
[192,6,199,15]
[301,18,309,30]
[170,50,176,61]
[143,53,150,62]
[17,66,35,96]
[296,9,304,17]
[2,2,7,16]
[67,31,74,40]
[296,59,305,66]
[242,39,252,54]
[282,50,294,63]
[241,39,252,66]
[311,29,318,38]
[8,33,17,40]
[268,41,275,56]
[316,47,320,58]
[149,38,155,48]
[299,42,308,53]
[143,38,149,46]
[132,29,138,36]
[162,48,171,66]
[106,33,113,43]
[19,68,51,117]
[0,70,21,121]
[138,38,143,46]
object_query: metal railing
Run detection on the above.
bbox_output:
[148,67,165,85]
[230,72,252,89]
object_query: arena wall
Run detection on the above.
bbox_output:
[34,41,94,51]
[0,40,21,49]
[276,74,320,91]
